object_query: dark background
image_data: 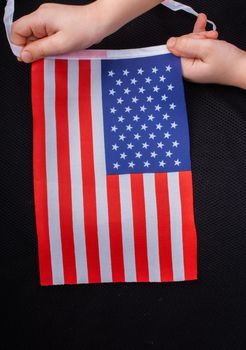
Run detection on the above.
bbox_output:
[1,0,246,348]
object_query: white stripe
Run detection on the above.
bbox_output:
[106,45,170,59]
[143,174,161,282]
[44,59,64,285]
[119,175,136,282]
[4,0,22,57]
[67,60,88,283]
[167,172,184,281]
[47,45,170,61]
[91,60,112,282]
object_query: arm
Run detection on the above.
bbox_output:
[11,0,163,63]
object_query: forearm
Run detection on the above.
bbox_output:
[234,50,246,89]
[95,0,163,37]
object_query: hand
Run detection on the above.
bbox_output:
[11,0,163,63]
[167,14,246,89]
[11,2,108,63]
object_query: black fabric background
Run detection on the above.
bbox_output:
[1,0,246,348]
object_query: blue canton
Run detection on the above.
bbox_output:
[102,54,191,175]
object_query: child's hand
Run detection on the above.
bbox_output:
[11,0,163,63]
[11,2,108,63]
[167,14,246,89]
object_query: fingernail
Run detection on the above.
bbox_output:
[21,50,33,63]
[167,37,176,48]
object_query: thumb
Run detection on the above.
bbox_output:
[167,36,212,60]
[20,31,66,63]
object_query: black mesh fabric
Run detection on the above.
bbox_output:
[1,0,246,348]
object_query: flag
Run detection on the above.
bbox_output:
[32,48,197,286]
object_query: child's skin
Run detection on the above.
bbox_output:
[167,14,246,89]
[10,3,246,89]
[11,0,163,62]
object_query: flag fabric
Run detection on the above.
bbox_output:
[32,46,197,286]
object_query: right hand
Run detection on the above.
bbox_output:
[11,2,109,63]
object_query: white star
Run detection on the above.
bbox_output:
[161,94,168,101]
[131,78,138,85]
[153,85,160,92]
[151,151,158,158]
[134,133,141,140]
[156,123,163,130]
[132,96,139,103]
[155,104,162,111]
[141,124,148,131]
[166,150,173,157]
[123,69,130,76]
[147,96,154,103]
[157,142,164,149]
[149,132,156,140]
[164,131,171,139]
[118,116,125,122]
[144,160,151,168]
[163,113,170,120]
[148,114,155,121]
[127,143,134,150]
[142,142,149,149]
[135,152,142,159]
[169,103,176,110]
[152,66,158,74]
[109,89,116,96]
[171,121,178,129]
[125,106,132,113]
[133,115,140,122]
[174,159,181,166]
[159,160,166,167]
[113,162,120,169]
[117,97,124,104]
[120,152,127,159]
[168,84,174,91]
[108,70,115,77]
[140,105,147,112]
[124,87,131,94]
[116,79,123,86]
[110,107,117,114]
[166,65,172,72]
[139,86,145,93]
[112,144,119,151]
[138,68,144,75]
[111,125,118,132]
[172,140,179,147]
[126,124,133,131]
[128,161,135,168]
[159,75,166,82]
[119,134,126,141]
[145,77,152,84]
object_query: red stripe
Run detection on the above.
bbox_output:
[106,175,125,282]
[179,171,197,280]
[55,60,77,284]
[130,174,149,282]
[78,61,101,283]
[155,173,173,281]
[32,60,53,285]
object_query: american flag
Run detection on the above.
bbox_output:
[32,48,197,286]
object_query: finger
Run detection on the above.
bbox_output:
[167,37,213,60]
[20,31,67,63]
[10,13,38,46]
[193,13,207,33]
[182,30,219,40]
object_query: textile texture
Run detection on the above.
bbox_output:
[1,0,246,348]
